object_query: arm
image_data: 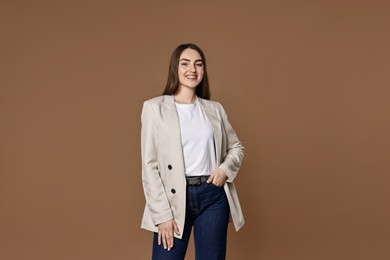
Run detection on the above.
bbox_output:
[216,103,245,183]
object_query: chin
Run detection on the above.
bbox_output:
[181,83,199,89]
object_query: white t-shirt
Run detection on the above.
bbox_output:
[175,98,216,176]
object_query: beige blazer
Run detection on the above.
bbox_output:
[141,95,245,239]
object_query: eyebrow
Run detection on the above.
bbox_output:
[179,58,203,62]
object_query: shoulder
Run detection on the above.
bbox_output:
[198,97,220,107]
[143,95,165,106]
[141,96,165,119]
[142,95,174,108]
[198,98,225,112]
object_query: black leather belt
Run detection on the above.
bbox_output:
[186,176,210,186]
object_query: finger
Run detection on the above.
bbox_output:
[174,221,180,235]
[213,178,224,186]
[158,231,161,245]
[162,233,167,249]
[207,174,214,183]
[214,172,226,185]
[212,175,220,185]
[168,231,173,251]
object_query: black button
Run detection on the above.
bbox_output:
[168,165,172,170]
[171,189,176,194]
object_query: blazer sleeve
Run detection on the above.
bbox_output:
[141,101,173,225]
[216,103,245,183]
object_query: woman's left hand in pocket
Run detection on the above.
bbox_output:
[207,168,227,187]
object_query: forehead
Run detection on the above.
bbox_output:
[179,48,202,60]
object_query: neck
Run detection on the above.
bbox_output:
[174,87,196,104]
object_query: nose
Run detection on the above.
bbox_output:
[189,63,196,72]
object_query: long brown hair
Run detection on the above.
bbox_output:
[162,43,210,100]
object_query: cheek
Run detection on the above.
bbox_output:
[178,67,187,75]
[177,69,184,78]
[198,70,204,79]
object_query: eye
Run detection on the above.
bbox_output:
[196,63,203,67]
[180,62,188,66]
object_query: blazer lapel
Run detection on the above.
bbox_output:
[199,98,222,165]
[162,95,181,135]
[161,96,186,169]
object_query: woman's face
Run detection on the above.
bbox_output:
[178,48,204,90]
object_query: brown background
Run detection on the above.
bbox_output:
[1,0,389,259]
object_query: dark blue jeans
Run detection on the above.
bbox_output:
[152,182,230,260]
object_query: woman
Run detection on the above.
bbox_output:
[141,43,245,260]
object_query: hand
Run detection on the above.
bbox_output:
[207,168,227,187]
[157,219,180,251]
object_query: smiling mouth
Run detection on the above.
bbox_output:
[186,75,198,80]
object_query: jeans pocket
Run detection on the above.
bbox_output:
[210,182,224,189]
